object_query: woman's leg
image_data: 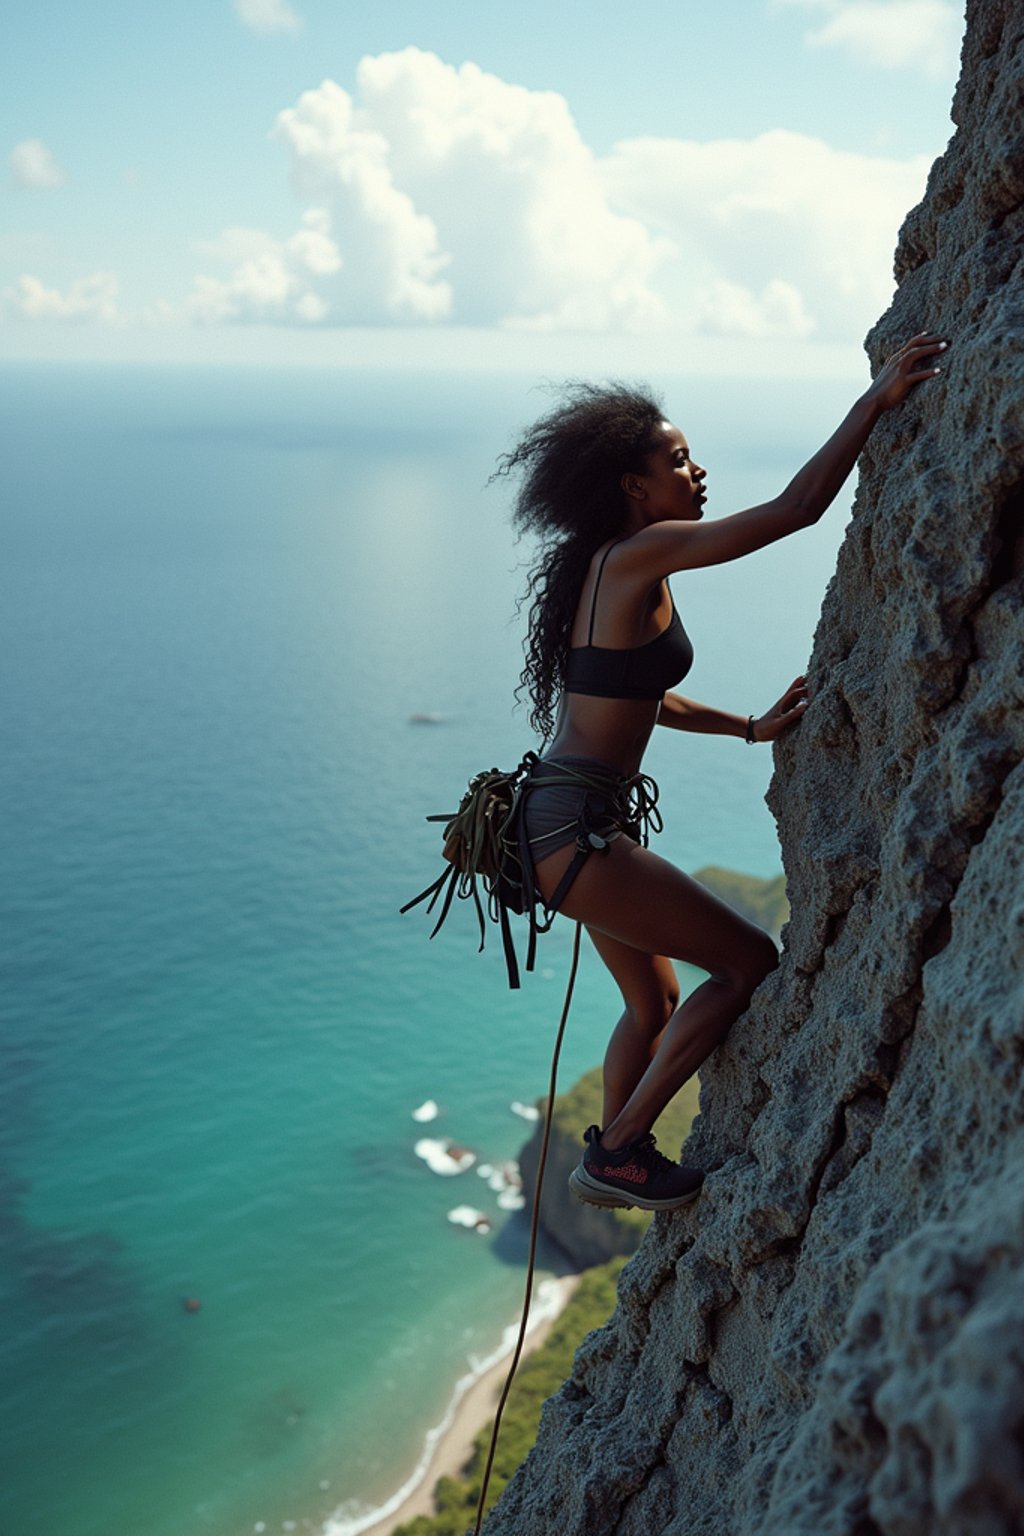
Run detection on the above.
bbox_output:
[586,928,680,1129]
[535,836,779,1151]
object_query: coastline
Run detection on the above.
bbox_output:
[324,1273,580,1536]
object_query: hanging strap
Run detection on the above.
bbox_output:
[586,539,622,645]
[472,919,582,1536]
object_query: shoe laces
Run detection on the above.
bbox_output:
[628,1132,674,1171]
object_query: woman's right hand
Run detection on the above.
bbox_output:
[752,675,810,743]
[863,332,948,412]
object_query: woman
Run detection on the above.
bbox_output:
[497,331,948,1213]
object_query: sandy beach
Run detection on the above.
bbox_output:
[350,1273,580,1536]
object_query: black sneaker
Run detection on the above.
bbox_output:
[568,1124,704,1211]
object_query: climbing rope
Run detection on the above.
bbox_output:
[472,919,583,1536]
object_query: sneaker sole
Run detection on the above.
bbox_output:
[568,1164,703,1212]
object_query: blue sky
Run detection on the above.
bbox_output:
[1,0,965,369]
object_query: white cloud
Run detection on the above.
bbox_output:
[775,0,962,80]
[263,49,670,330]
[183,48,932,340]
[294,292,329,322]
[286,207,343,275]
[9,138,66,189]
[274,75,454,322]
[601,128,931,341]
[12,271,118,321]
[186,211,342,323]
[697,278,816,339]
[233,0,302,35]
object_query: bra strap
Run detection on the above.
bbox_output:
[587,540,621,645]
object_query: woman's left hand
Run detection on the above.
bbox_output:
[752,676,810,742]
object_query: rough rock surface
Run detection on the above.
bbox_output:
[485,5,1024,1533]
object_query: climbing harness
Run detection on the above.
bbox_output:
[400,752,662,988]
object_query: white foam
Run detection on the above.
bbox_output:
[497,1190,526,1211]
[447,1205,491,1231]
[411,1099,439,1123]
[479,1161,522,1197]
[510,1100,540,1121]
[413,1138,475,1176]
[321,1278,569,1536]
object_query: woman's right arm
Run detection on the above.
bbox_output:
[633,331,948,574]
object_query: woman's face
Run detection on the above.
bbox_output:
[629,421,707,523]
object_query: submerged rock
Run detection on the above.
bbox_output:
[485,4,1024,1533]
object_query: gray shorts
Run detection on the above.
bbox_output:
[519,755,638,863]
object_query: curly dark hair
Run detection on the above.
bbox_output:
[492,380,667,741]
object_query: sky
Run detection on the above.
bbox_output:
[0,0,966,372]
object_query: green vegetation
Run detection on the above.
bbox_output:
[692,864,789,936]
[392,1257,628,1536]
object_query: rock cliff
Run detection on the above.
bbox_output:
[485,4,1024,1533]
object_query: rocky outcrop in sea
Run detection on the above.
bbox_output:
[484,2,1024,1531]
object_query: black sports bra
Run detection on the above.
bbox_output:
[564,541,694,701]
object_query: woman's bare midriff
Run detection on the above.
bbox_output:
[544,692,661,777]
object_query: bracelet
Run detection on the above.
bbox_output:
[745,714,757,744]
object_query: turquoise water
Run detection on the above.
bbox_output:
[0,363,853,1536]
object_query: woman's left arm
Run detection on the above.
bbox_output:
[657,675,809,742]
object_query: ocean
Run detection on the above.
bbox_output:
[0,360,855,1536]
